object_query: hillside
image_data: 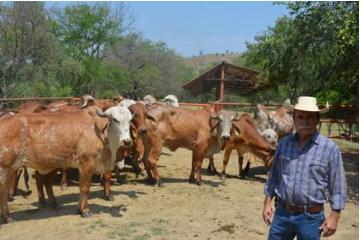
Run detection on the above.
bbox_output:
[185,53,241,70]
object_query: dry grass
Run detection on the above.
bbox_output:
[0,146,358,240]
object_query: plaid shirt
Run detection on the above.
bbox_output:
[265,132,347,210]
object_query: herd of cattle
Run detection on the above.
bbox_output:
[0,94,294,224]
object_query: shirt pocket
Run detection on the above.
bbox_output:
[309,162,328,180]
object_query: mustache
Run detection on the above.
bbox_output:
[297,125,311,130]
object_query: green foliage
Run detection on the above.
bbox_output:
[244,2,358,104]
[52,3,122,60]
[0,1,357,107]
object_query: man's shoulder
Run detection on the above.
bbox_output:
[316,134,339,150]
[317,134,337,147]
[278,133,295,145]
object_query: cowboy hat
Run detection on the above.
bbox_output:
[285,96,329,113]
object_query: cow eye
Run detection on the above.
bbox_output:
[113,118,120,123]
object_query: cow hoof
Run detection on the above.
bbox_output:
[207,168,218,175]
[156,180,163,187]
[50,201,60,210]
[147,178,156,185]
[4,217,15,224]
[39,199,48,208]
[24,190,32,196]
[196,181,202,186]
[104,195,115,201]
[81,211,93,218]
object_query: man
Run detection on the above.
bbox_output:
[262,96,347,239]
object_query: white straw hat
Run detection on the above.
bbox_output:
[293,96,329,113]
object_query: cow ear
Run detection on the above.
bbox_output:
[145,113,157,128]
[210,118,219,135]
[130,122,138,139]
[232,124,241,136]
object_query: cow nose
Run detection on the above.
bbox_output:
[140,128,148,134]
[124,139,131,146]
[222,135,230,140]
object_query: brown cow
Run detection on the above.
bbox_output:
[0,105,132,223]
[3,101,46,199]
[102,102,149,200]
[220,113,276,180]
[141,105,235,186]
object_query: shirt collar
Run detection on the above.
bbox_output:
[292,131,320,145]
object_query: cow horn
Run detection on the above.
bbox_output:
[96,108,110,118]
[81,95,95,109]
[161,97,175,103]
[232,112,241,121]
[210,111,220,119]
[283,99,294,112]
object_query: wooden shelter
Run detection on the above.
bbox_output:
[182,61,267,110]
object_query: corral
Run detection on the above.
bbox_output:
[0,144,358,240]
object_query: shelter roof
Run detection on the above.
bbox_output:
[182,61,268,96]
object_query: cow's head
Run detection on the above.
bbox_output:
[259,128,278,146]
[96,106,133,147]
[231,113,276,164]
[269,106,294,139]
[143,95,157,107]
[128,102,149,135]
[211,110,241,144]
[160,95,179,107]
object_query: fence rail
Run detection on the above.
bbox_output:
[0,97,358,142]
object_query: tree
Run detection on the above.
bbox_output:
[0,2,66,105]
[243,2,358,104]
[109,33,196,100]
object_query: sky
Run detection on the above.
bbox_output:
[47,1,289,58]
[126,2,289,57]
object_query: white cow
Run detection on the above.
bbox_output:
[160,94,179,107]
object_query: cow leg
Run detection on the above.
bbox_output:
[189,150,205,185]
[0,169,15,223]
[103,170,114,201]
[43,170,59,209]
[8,169,17,201]
[207,156,218,175]
[78,163,95,217]
[131,152,143,177]
[150,154,162,186]
[35,171,47,207]
[238,154,245,177]
[243,161,251,176]
[23,167,31,196]
[189,151,196,183]
[195,155,205,185]
[146,146,162,186]
[221,147,233,181]
[140,136,156,184]
[142,156,154,183]
[60,168,68,190]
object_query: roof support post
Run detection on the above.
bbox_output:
[215,63,225,111]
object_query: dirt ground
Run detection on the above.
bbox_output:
[0,148,358,240]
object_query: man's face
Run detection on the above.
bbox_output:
[294,110,319,138]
